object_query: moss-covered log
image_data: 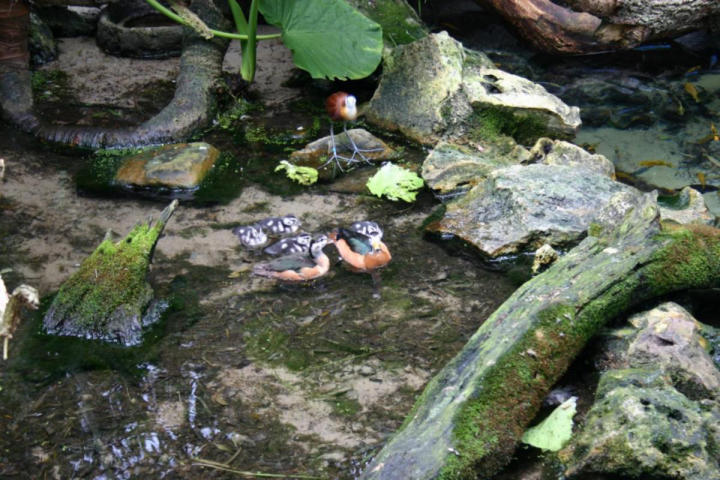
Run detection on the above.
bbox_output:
[360,192,720,480]
[43,200,177,346]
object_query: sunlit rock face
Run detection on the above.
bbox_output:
[365,31,581,146]
[115,142,219,189]
[427,163,640,258]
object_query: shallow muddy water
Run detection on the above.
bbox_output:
[0,113,517,478]
[2,6,720,478]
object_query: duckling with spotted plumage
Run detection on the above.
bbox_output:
[263,232,313,256]
[253,235,330,282]
[232,224,268,249]
[258,214,301,235]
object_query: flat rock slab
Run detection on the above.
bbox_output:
[115,142,219,188]
[428,163,641,257]
[289,128,394,180]
[421,138,528,196]
[526,137,615,178]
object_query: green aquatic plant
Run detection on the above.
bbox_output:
[145,0,382,82]
[275,160,318,185]
[366,162,424,202]
[521,396,577,451]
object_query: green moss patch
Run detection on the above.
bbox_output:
[467,106,549,146]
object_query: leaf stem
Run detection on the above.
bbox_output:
[144,0,281,40]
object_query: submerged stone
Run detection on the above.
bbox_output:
[115,142,220,188]
[658,186,716,225]
[28,12,57,66]
[560,303,720,479]
[289,128,395,181]
[428,163,640,258]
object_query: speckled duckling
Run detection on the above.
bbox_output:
[258,214,301,235]
[253,235,330,282]
[263,232,313,256]
[232,224,268,248]
[350,220,383,239]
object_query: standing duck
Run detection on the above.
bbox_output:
[323,92,381,170]
[253,235,330,282]
[329,224,391,297]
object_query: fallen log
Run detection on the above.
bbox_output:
[483,0,720,55]
[360,191,720,479]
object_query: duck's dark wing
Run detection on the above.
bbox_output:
[264,238,293,255]
[336,227,373,255]
[263,253,315,272]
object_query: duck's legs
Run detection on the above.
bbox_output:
[370,270,382,299]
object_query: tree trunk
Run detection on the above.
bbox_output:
[360,191,720,479]
[482,0,720,54]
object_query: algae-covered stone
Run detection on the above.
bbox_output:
[366,32,580,146]
[421,138,528,196]
[560,302,720,479]
[563,379,720,479]
[526,137,615,178]
[428,164,640,258]
[115,142,219,188]
[43,201,177,346]
[462,68,581,140]
[367,32,467,144]
[626,303,720,400]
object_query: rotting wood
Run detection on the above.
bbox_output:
[360,191,720,479]
[484,0,720,54]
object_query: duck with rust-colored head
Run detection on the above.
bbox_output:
[253,235,330,282]
[329,224,390,298]
[329,225,391,273]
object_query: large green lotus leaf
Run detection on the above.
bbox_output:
[260,0,382,80]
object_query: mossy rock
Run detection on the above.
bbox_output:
[77,144,243,204]
[42,201,177,346]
